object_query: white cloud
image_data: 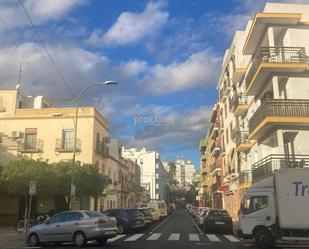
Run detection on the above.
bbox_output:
[140,49,221,94]
[131,106,212,152]
[86,1,169,47]
[0,0,86,30]
[0,42,146,100]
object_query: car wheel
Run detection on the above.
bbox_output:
[28,233,39,246]
[254,230,274,249]
[73,231,87,247]
[96,238,108,245]
[118,224,125,234]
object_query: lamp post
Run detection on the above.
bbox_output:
[69,81,117,210]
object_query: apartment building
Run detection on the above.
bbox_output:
[122,147,167,201]
[99,139,141,212]
[203,2,309,219]
[175,158,195,189]
[0,88,142,223]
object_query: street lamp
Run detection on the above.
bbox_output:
[69,80,117,210]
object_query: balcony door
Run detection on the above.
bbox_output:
[24,128,37,150]
[62,129,74,150]
[283,132,297,167]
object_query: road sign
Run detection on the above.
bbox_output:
[29,180,37,195]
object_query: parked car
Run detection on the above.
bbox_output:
[135,202,149,209]
[27,210,118,247]
[104,208,145,234]
[148,200,168,218]
[203,209,233,234]
[149,208,160,222]
[138,208,152,225]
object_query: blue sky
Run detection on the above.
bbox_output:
[0,0,302,168]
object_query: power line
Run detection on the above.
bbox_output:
[18,0,76,98]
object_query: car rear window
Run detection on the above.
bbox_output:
[209,210,230,217]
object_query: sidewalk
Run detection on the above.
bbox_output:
[0,227,26,249]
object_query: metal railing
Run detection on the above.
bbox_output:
[18,139,43,153]
[239,170,252,185]
[55,138,81,152]
[245,47,308,90]
[233,94,248,110]
[249,99,309,133]
[251,154,309,181]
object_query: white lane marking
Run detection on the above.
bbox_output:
[224,234,240,242]
[206,234,221,242]
[150,215,171,233]
[147,233,162,240]
[108,234,126,242]
[124,233,144,241]
[168,233,180,241]
[186,210,203,235]
[189,233,200,241]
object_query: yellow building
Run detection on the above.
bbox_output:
[0,88,111,223]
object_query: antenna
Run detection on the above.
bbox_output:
[18,62,23,85]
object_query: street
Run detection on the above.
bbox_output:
[2,208,254,249]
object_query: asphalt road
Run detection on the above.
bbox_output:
[7,208,256,249]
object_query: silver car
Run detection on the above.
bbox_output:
[28,210,118,247]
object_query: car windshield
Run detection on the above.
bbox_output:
[209,210,230,217]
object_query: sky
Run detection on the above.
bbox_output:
[0,0,307,169]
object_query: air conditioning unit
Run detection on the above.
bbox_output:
[11,131,22,138]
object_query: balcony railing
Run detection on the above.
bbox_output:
[249,99,309,133]
[55,139,81,153]
[245,47,308,91]
[251,154,309,181]
[18,139,43,153]
[232,94,247,111]
[239,170,252,185]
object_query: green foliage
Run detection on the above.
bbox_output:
[0,160,108,200]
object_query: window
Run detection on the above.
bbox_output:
[24,128,38,150]
[62,129,74,150]
[224,103,228,118]
[155,163,159,169]
[155,173,159,179]
[140,158,143,165]
[49,213,66,224]
[226,128,229,144]
[242,196,269,214]
[156,183,159,189]
[64,212,83,221]
[0,96,5,112]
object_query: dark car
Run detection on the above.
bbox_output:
[104,208,145,234]
[202,209,233,234]
[138,208,153,225]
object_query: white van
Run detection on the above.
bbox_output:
[148,200,167,218]
[135,202,149,209]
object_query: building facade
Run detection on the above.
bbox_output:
[175,158,195,189]
[200,2,309,220]
[122,147,167,201]
[0,88,141,223]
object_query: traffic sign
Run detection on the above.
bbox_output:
[29,180,37,195]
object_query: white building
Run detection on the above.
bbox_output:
[175,159,195,188]
[122,147,167,201]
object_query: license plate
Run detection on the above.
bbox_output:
[215,221,225,225]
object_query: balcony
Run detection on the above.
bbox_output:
[201,154,207,162]
[211,182,220,192]
[232,94,248,116]
[199,138,207,153]
[232,68,247,83]
[210,162,221,176]
[209,121,220,139]
[55,139,81,153]
[251,154,309,181]
[245,47,309,95]
[223,168,238,182]
[96,141,109,158]
[243,13,302,55]
[201,181,208,188]
[201,167,208,175]
[210,143,220,157]
[17,139,43,153]
[249,99,309,140]
[239,170,252,189]
[234,130,253,151]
